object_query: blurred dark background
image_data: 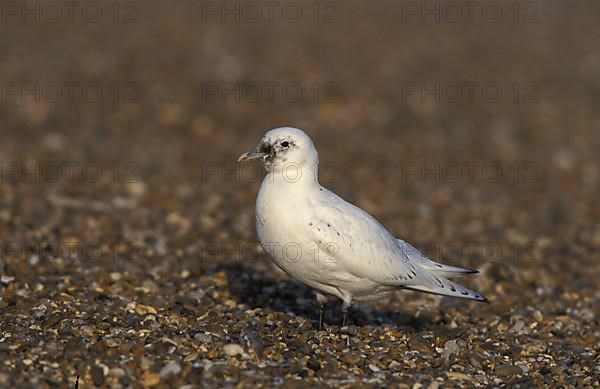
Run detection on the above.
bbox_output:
[0,0,598,387]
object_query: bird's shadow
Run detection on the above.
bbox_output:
[220,263,440,332]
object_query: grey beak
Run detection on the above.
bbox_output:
[238,150,266,162]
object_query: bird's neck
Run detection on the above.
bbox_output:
[265,162,320,188]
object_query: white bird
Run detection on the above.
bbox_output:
[239,127,487,328]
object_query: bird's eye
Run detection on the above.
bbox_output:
[280,141,290,148]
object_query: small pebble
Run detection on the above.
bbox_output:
[160,362,182,377]
[223,344,244,357]
[307,358,321,371]
[0,276,14,285]
[443,340,460,361]
[194,333,212,343]
[496,364,524,377]
[91,365,105,386]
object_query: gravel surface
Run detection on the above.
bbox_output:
[1,1,599,387]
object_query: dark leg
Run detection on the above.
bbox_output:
[319,303,325,330]
[315,292,328,330]
[341,301,351,327]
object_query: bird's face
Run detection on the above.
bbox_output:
[238,127,319,173]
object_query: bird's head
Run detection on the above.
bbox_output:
[238,127,319,175]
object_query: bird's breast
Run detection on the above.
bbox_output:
[254,180,342,278]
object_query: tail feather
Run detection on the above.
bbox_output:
[394,238,487,302]
[420,262,479,279]
[404,275,488,302]
[396,239,478,279]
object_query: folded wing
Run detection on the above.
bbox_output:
[309,190,486,302]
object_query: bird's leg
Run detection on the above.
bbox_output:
[315,292,328,330]
[341,301,351,327]
[319,303,324,330]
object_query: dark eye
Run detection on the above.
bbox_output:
[280,141,290,148]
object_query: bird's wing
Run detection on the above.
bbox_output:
[309,191,431,285]
[309,189,486,301]
[395,239,479,278]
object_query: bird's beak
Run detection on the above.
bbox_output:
[238,149,266,162]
